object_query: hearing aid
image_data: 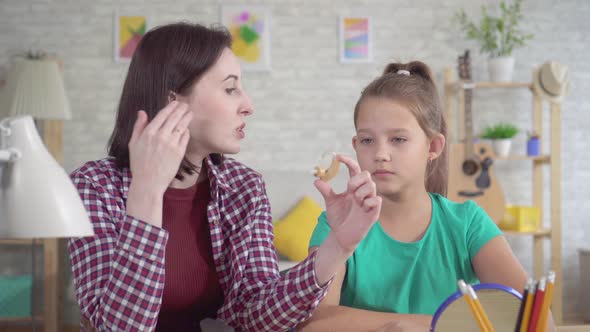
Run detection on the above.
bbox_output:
[312,152,341,182]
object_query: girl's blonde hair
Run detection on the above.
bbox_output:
[353,61,448,196]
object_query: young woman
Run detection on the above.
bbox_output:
[67,22,381,332]
[302,61,554,332]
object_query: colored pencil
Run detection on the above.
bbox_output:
[459,280,489,332]
[537,271,556,332]
[520,281,537,332]
[528,277,546,332]
[515,278,534,332]
[468,283,495,332]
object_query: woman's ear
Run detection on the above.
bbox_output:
[168,91,177,103]
[429,133,446,161]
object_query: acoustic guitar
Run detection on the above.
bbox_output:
[448,50,506,223]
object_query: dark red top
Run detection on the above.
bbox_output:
[156,180,224,331]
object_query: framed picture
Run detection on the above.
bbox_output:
[114,12,148,63]
[339,16,373,63]
[221,5,271,71]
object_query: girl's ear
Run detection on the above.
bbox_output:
[352,136,358,150]
[429,133,446,161]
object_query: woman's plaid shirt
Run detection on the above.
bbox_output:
[68,157,331,331]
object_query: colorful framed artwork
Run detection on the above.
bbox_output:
[339,16,373,63]
[114,13,148,63]
[221,5,271,71]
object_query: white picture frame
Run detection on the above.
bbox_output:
[339,16,373,63]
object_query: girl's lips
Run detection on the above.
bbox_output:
[373,169,395,175]
[372,170,395,177]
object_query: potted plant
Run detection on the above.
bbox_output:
[481,123,519,157]
[455,0,534,82]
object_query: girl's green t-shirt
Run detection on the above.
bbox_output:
[309,193,502,315]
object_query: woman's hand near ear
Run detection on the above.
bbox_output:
[126,101,193,227]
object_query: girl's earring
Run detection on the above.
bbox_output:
[426,158,434,178]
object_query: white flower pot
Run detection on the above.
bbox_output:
[488,56,515,82]
[492,139,512,157]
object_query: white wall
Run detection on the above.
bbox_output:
[1,0,588,324]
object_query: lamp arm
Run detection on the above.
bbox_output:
[0,117,11,134]
[0,148,21,162]
[0,118,22,162]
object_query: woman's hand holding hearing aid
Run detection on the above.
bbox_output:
[313,154,382,285]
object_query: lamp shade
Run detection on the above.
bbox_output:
[0,58,71,120]
[0,116,93,238]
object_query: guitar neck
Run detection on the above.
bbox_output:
[457,51,475,156]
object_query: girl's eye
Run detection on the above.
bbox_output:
[225,88,237,94]
[392,137,407,143]
[360,138,373,144]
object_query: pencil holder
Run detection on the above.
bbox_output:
[431,283,522,331]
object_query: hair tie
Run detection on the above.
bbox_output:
[397,69,410,76]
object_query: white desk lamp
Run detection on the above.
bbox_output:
[0,56,93,238]
[0,115,93,237]
[0,56,94,332]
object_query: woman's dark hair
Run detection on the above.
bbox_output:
[354,61,448,196]
[108,22,232,178]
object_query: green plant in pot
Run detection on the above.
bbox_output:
[481,123,519,157]
[454,0,534,82]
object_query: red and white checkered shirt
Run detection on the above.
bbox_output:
[67,157,331,332]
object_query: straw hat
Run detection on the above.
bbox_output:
[532,61,570,103]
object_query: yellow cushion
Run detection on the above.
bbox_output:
[273,196,323,262]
